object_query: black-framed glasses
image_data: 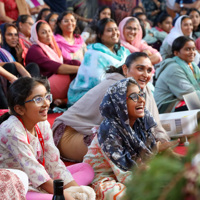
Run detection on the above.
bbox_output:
[126,92,146,102]
[24,93,52,106]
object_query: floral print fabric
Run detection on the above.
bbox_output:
[0,116,74,189]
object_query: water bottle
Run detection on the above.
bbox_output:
[52,179,65,200]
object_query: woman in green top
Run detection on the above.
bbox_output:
[154,36,200,113]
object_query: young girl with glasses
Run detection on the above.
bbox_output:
[0,77,95,200]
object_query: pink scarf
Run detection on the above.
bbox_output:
[30,20,63,63]
[119,17,159,55]
[54,34,84,60]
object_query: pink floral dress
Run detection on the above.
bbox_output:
[0,115,74,191]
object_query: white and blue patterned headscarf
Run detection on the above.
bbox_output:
[98,77,157,171]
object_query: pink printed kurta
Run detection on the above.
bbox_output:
[0,116,74,190]
[83,135,132,200]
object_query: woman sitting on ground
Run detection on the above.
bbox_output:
[0,77,95,200]
[81,5,113,44]
[83,77,179,200]
[160,15,200,65]
[118,16,162,65]
[67,18,130,107]
[26,20,80,101]
[16,14,34,49]
[0,23,37,67]
[154,36,200,113]
[54,11,87,63]
[52,52,170,162]
[143,12,173,51]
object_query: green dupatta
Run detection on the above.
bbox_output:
[173,56,200,91]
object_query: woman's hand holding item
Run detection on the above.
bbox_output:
[65,186,96,200]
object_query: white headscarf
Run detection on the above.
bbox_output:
[163,15,193,46]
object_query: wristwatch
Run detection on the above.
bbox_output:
[180,3,184,8]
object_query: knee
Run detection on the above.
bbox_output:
[82,163,95,181]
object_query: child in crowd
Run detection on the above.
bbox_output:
[0,77,95,199]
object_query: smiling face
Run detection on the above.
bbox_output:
[18,83,50,129]
[99,8,111,20]
[59,13,76,34]
[189,10,200,30]
[158,16,173,33]
[100,21,120,48]
[123,56,153,90]
[5,26,19,47]
[123,20,139,44]
[174,40,196,63]
[181,18,193,36]
[37,23,53,45]
[126,84,145,126]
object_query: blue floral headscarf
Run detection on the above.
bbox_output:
[98,77,157,171]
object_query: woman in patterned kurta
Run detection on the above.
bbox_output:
[83,77,158,200]
[67,18,130,107]
[0,77,94,199]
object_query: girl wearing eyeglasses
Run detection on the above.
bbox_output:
[52,52,171,162]
[83,77,178,200]
[0,77,95,199]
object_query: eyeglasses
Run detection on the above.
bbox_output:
[127,92,146,102]
[24,22,34,26]
[24,93,52,106]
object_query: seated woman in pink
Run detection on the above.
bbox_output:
[54,11,87,63]
[118,16,162,65]
[26,20,80,100]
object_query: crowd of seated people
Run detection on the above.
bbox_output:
[1,0,200,199]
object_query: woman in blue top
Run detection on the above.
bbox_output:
[67,18,130,107]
